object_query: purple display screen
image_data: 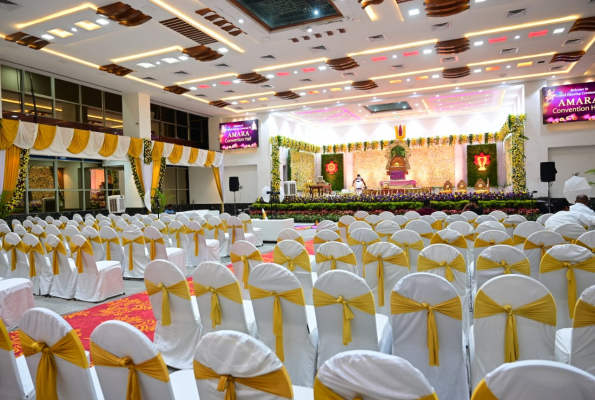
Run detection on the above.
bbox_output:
[542,82,595,124]
[220,120,259,150]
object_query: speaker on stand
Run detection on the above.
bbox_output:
[541,162,557,213]
[229,177,240,215]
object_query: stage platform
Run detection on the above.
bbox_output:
[380,180,416,188]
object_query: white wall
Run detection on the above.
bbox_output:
[524,79,595,197]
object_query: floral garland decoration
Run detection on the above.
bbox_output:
[151,157,167,210]
[143,139,152,164]
[128,155,145,199]
[276,136,320,153]
[270,136,281,192]
[507,114,528,192]
[4,148,29,212]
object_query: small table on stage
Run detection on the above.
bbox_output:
[309,184,331,197]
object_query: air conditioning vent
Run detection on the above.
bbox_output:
[194,94,206,97]
[224,90,235,93]
[260,55,276,60]
[564,38,584,46]
[299,78,312,82]
[506,8,526,19]
[261,84,274,88]
[308,45,329,53]
[214,63,230,68]
[367,34,387,43]
[500,47,519,55]
[499,73,509,78]
[440,56,458,64]
[234,107,244,110]
[0,0,22,11]
[390,65,405,70]
[142,77,157,80]
[432,22,450,31]
[550,66,566,71]
[173,71,190,75]
[342,72,357,78]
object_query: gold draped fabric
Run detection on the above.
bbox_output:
[313,287,375,346]
[273,247,311,272]
[194,282,243,329]
[204,151,216,167]
[562,236,578,244]
[104,237,120,261]
[168,226,187,248]
[19,329,89,400]
[313,236,342,244]
[248,286,305,361]
[122,237,146,271]
[471,379,499,400]
[524,241,556,260]
[391,291,462,366]
[474,290,556,362]
[476,256,531,276]
[417,254,466,282]
[241,219,252,233]
[0,318,12,351]
[150,141,164,198]
[26,242,46,278]
[430,234,468,249]
[145,279,191,326]
[573,299,595,328]
[194,360,293,400]
[151,141,164,161]
[0,119,19,150]
[431,220,443,231]
[3,240,28,272]
[347,236,381,278]
[168,145,183,164]
[88,236,103,246]
[128,138,143,158]
[66,129,91,154]
[278,236,305,246]
[230,250,262,287]
[475,237,514,249]
[418,232,434,241]
[69,240,94,273]
[540,253,595,318]
[315,252,357,271]
[313,378,437,400]
[90,341,170,400]
[205,222,223,240]
[186,228,204,257]
[188,148,198,164]
[388,239,424,269]
[34,124,57,150]
[212,166,224,213]
[513,234,528,246]
[98,133,119,157]
[49,242,67,275]
[146,237,165,261]
[363,251,408,307]
[3,145,21,203]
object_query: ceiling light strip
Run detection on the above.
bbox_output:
[347,39,437,57]
[112,46,184,63]
[177,73,238,85]
[465,16,578,37]
[40,47,100,68]
[221,91,276,101]
[254,58,328,72]
[371,67,444,81]
[16,3,98,29]
[290,81,353,91]
[468,52,556,66]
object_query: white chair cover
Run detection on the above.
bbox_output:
[186,221,220,267]
[228,216,256,247]
[473,230,513,266]
[230,240,262,300]
[391,273,468,400]
[46,224,68,254]
[99,226,125,270]
[238,213,263,247]
[540,244,595,329]
[476,221,506,235]
[470,275,556,388]
[472,360,595,400]
[389,230,424,272]
[46,234,78,300]
[207,216,229,258]
[523,231,566,280]
[503,215,528,238]
[193,330,313,400]
[22,233,52,296]
[5,233,32,280]
[144,260,202,369]
[537,213,554,226]
[218,212,230,225]
[513,221,545,249]
[0,277,34,329]
[150,220,171,247]
[97,220,111,229]
[193,262,256,336]
[144,226,186,275]
[313,230,341,255]
[45,215,55,224]
[36,220,47,229]
[0,317,35,400]
[555,223,587,243]
[489,210,507,222]
[474,215,498,227]
[176,215,190,225]
[277,227,305,242]
[82,226,106,262]
[363,242,409,316]
[274,241,315,305]
[577,231,595,252]
[348,228,380,279]
[446,215,468,227]
[419,215,439,232]
[316,241,358,277]
[353,211,369,221]
[148,213,158,220]
[375,220,400,243]
[404,211,421,221]
[379,211,394,220]
[316,350,436,400]
[475,245,530,291]
[317,220,339,234]
[13,225,27,238]
[19,308,102,399]
[203,213,213,221]
[364,215,382,231]
[347,221,371,234]
[338,215,356,243]
[431,229,470,268]
[167,220,189,259]
[406,220,434,247]
[131,220,146,231]
[248,263,318,387]
[30,225,46,247]
[122,226,150,279]
[431,211,448,225]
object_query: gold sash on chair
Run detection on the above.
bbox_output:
[472,379,499,400]
[417,254,466,282]
[524,241,556,260]
[230,250,262,288]
[513,234,528,246]
[575,240,595,254]
[464,233,477,242]
[431,220,443,231]
[313,377,437,400]
[32,231,47,241]
[3,241,28,272]
[0,318,12,351]
[241,219,253,233]
[49,242,67,275]
[562,236,578,244]
[248,286,305,361]
[312,287,375,346]
[194,281,243,329]
[363,251,408,307]
[122,237,146,271]
[540,253,595,318]
[25,242,45,278]
[186,228,205,257]
[88,236,103,247]
[19,329,89,400]
[474,237,514,249]
[145,279,191,326]
[347,237,380,278]
[69,240,94,273]
[391,291,462,366]
[146,237,165,261]
[90,341,170,400]
[204,222,223,240]
[168,225,187,248]
[273,247,311,272]
[430,234,468,249]
[476,256,531,276]
[389,239,424,269]
[277,235,305,246]
[103,237,121,261]
[194,360,293,400]
[313,236,342,245]
[474,290,556,362]
[573,299,595,328]
[315,252,357,271]
[337,221,351,241]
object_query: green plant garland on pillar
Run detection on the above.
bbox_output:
[129,155,145,199]
[1,148,30,216]
[270,136,281,192]
[507,114,527,192]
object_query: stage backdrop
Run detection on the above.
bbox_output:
[290,151,315,191]
[409,146,455,188]
[467,144,498,187]
[321,153,344,191]
[353,150,387,189]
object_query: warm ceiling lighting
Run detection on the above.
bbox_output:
[161,57,180,64]
[416,76,428,80]
[239,100,250,104]
[47,28,73,38]
[74,20,101,31]
[465,16,577,37]
[389,79,402,84]
[254,58,326,72]
[257,97,269,101]
[112,46,184,63]
[290,80,352,91]
[309,90,320,94]
[330,88,343,92]
[137,62,155,68]
[222,91,274,100]
[403,51,419,57]
[198,85,210,89]
[486,66,501,71]
[348,39,436,57]
[529,30,548,38]
[468,52,555,66]
[17,3,98,29]
[302,67,317,72]
[40,47,100,68]
[177,73,236,85]
[372,56,387,62]
[277,72,291,76]
[517,62,533,67]
[488,36,507,44]
[372,67,443,81]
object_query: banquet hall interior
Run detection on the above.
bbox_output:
[2,0,595,399]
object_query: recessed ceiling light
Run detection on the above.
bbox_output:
[318,66,327,70]
[552,75,556,78]
[155,61,161,65]
[137,62,155,68]
[238,19,244,23]
[189,87,197,90]
[432,75,439,79]
[506,65,511,68]
[161,57,180,64]
[475,0,486,2]
[218,47,229,53]
[415,103,419,106]
[307,27,313,33]
[423,49,432,54]
[474,69,482,73]
[479,90,483,92]
[409,9,420,16]
[47,28,73,38]
[323,90,327,93]
[344,86,351,90]
[231,101,238,105]
[456,87,459,89]
[213,84,217,87]
[294,71,298,74]
[96,18,109,26]
[233,79,240,83]
[75,20,101,30]
[392,55,397,59]
[253,99,256,102]
[514,35,520,39]
[553,28,564,34]
[314,9,319,15]
[71,27,78,32]
[474,41,484,46]
[413,92,417,94]
[373,97,377,99]
[299,92,306,96]
[337,101,340,103]
[266,74,274,78]
[406,78,410,81]
[178,56,189,61]
[41,34,54,40]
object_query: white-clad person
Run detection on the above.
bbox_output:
[546,198,595,230]
[352,174,367,195]
[570,194,595,216]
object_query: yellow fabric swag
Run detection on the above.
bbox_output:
[230,250,262,288]
[168,225,187,248]
[146,279,191,326]
[0,318,12,351]
[0,119,19,149]
[69,240,94,273]
[391,291,461,366]
[347,236,381,277]
[431,234,468,249]
[146,237,165,261]
[98,133,119,157]
[313,287,375,346]
[169,144,184,164]
[476,256,531,276]
[122,236,146,271]
[277,236,305,246]
[34,124,57,150]
[540,253,595,318]
[472,379,499,400]
[388,239,424,269]
[212,166,224,213]
[90,341,170,400]
[194,360,293,400]
[573,299,595,328]
[418,254,466,282]
[194,281,243,329]
[315,252,357,271]
[67,129,91,154]
[19,329,89,400]
[524,241,556,260]
[128,138,143,158]
[188,148,198,164]
[475,237,514,249]
[273,247,311,272]
[313,377,438,400]
[204,150,216,167]
[474,290,556,362]
[363,251,408,307]
[248,286,305,361]
[49,242,68,275]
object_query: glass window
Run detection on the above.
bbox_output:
[55,101,81,122]
[176,125,188,140]
[165,190,177,205]
[58,159,83,211]
[177,168,188,189]
[161,107,175,123]
[1,65,20,92]
[23,71,52,97]
[84,162,106,210]
[162,123,175,138]
[81,86,102,108]
[189,114,204,130]
[150,103,161,121]
[104,110,123,129]
[176,110,188,126]
[190,129,202,143]
[23,95,54,117]
[55,78,80,103]
[83,107,104,127]
[104,92,122,112]
[178,190,189,205]
[164,168,176,190]
[151,121,160,136]
[2,90,23,113]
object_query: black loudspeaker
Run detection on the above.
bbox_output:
[229,176,240,192]
[540,162,557,182]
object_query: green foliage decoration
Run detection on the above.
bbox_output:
[321,154,344,191]
[467,144,498,187]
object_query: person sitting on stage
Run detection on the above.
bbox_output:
[546,198,595,230]
[417,199,436,216]
[164,204,176,214]
[570,194,595,216]
[353,174,367,195]
[462,198,484,215]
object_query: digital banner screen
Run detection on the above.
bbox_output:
[219,120,259,150]
[542,82,595,124]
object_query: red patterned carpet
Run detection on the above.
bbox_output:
[9,239,314,356]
